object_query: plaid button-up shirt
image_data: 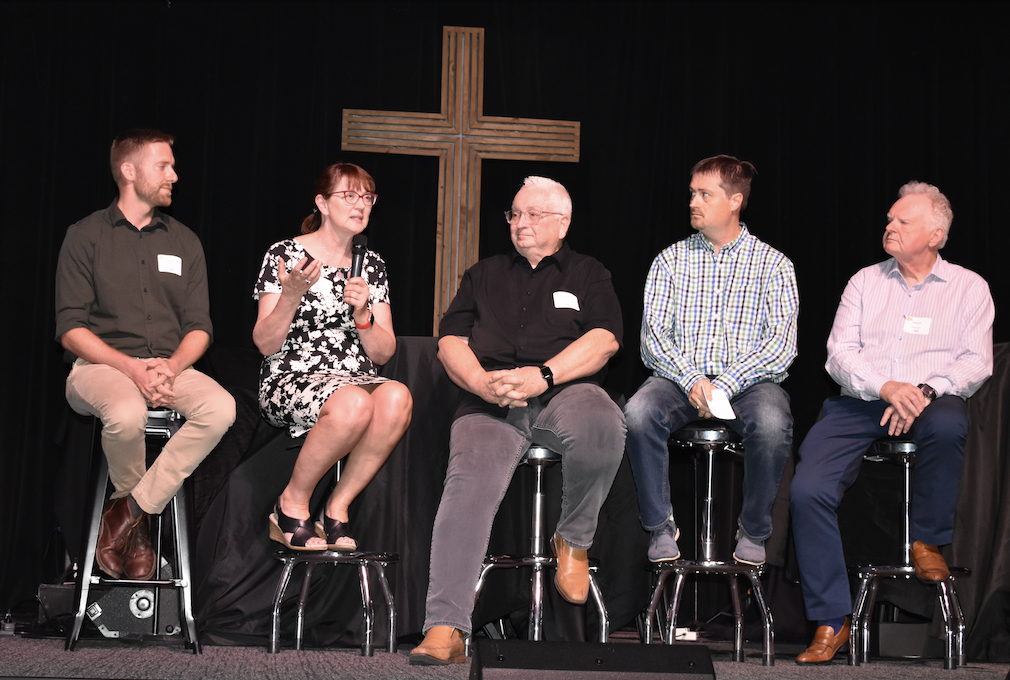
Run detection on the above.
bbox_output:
[640,224,799,397]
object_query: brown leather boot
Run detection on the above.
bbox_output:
[409,626,465,665]
[551,533,589,604]
[119,513,156,580]
[96,497,132,578]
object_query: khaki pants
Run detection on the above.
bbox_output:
[66,359,236,514]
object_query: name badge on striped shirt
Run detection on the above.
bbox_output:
[553,291,580,311]
[903,315,932,335]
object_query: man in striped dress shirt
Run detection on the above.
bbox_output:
[624,155,799,568]
[790,182,995,665]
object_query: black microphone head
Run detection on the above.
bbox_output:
[350,234,368,279]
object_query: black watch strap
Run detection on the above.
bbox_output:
[539,365,554,389]
[918,383,937,401]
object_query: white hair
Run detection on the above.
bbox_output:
[899,181,953,248]
[522,176,573,218]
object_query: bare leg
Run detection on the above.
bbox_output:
[277,382,412,548]
[326,381,413,520]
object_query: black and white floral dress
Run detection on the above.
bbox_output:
[253,238,391,437]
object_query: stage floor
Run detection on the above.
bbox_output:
[2,634,1008,680]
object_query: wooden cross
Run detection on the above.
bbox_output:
[341,26,581,333]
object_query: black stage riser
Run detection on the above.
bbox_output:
[470,639,715,680]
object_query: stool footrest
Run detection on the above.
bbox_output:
[650,560,765,576]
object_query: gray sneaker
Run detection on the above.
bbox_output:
[733,529,766,565]
[648,515,681,562]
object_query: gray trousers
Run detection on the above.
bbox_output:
[423,383,626,634]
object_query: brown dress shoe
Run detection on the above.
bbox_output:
[409,626,465,665]
[119,514,156,580]
[551,533,589,605]
[796,618,850,664]
[96,498,132,578]
[911,541,950,581]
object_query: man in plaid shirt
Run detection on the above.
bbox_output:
[624,155,798,566]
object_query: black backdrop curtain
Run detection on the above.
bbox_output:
[2,0,1008,655]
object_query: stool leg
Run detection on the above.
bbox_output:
[947,580,966,667]
[587,573,610,642]
[744,570,775,666]
[849,574,872,666]
[172,485,200,653]
[473,563,496,609]
[66,449,108,651]
[860,576,881,665]
[936,580,957,670]
[727,575,744,662]
[529,563,545,641]
[269,558,297,653]
[664,573,687,645]
[367,561,397,654]
[643,570,674,644]
[295,563,315,651]
[357,563,375,657]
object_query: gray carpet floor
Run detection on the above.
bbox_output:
[1,635,1008,679]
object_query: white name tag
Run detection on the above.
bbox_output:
[904,315,932,335]
[553,291,580,311]
[158,254,183,276]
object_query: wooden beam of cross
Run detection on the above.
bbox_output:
[341,26,581,333]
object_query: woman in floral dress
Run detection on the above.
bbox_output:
[253,163,412,550]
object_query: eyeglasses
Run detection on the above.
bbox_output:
[504,209,563,225]
[332,190,378,206]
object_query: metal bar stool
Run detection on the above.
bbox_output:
[642,423,774,666]
[268,460,398,657]
[66,409,200,653]
[472,445,610,645]
[848,436,968,670]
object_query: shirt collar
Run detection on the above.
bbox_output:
[690,222,750,254]
[511,240,571,271]
[108,199,170,232]
[884,253,948,286]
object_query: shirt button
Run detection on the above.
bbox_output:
[148,315,153,321]
[141,260,146,265]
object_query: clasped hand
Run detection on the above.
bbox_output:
[482,366,548,408]
[879,381,931,435]
[134,358,176,407]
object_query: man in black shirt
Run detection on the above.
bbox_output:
[411,176,626,665]
[55,129,235,581]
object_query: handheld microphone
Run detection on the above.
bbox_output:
[350,235,367,279]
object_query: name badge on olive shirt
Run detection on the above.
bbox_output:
[553,291,580,311]
[903,315,931,335]
[158,254,183,276]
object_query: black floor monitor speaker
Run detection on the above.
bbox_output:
[470,639,715,680]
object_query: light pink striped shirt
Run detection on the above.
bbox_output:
[826,254,994,401]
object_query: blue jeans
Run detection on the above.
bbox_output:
[790,395,968,620]
[623,376,792,539]
[423,383,626,634]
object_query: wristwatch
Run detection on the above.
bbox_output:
[539,365,554,389]
[917,383,937,401]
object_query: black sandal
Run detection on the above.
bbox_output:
[268,497,326,551]
[316,514,357,551]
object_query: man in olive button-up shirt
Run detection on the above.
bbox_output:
[55,129,235,581]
